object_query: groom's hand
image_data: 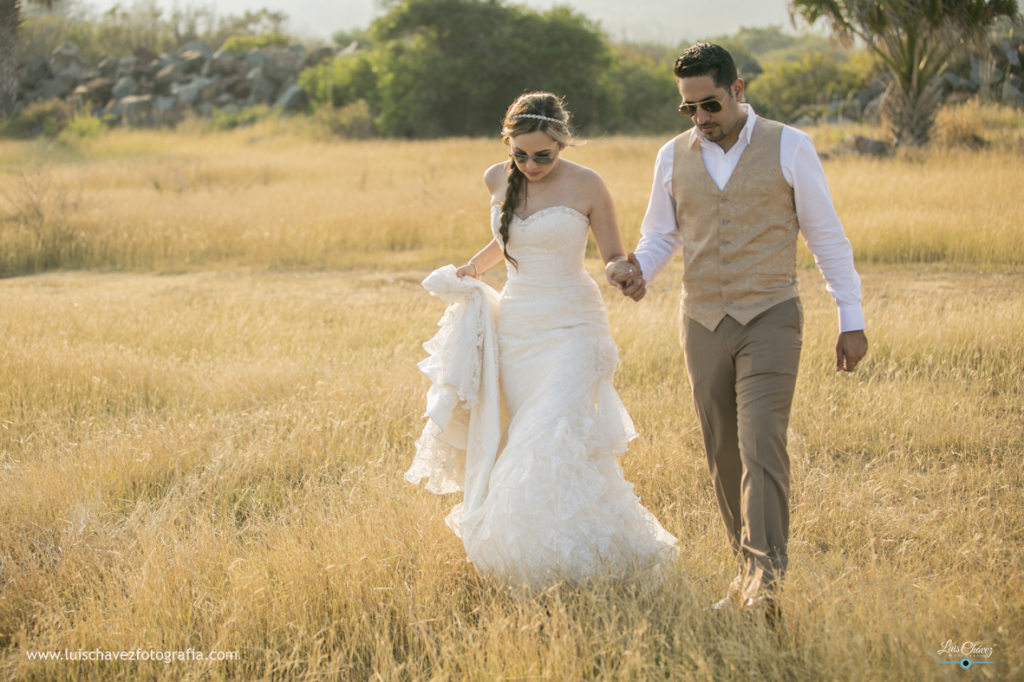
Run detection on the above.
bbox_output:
[622,253,647,301]
[605,257,643,299]
[605,253,646,301]
[835,330,868,372]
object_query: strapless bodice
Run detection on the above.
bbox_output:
[489,204,591,283]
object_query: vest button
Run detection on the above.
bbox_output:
[721,219,729,224]
[722,240,731,245]
[724,301,732,306]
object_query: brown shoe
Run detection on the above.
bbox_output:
[710,573,745,612]
[742,594,781,628]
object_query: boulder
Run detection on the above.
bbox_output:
[217,75,243,95]
[177,41,213,60]
[275,84,308,111]
[831,135,893,158]
[154,64,187,93]
[1002,82,1024,108]
[73,77,114,106]
[19,56,52,89]
[970,58,999,89]
[104,97,125,120]
[230,79,252,100]
[172,77,216,105]
[792,115,815,128]
[179,49,207,74]
[942,72,975,92]
[205,50,241,77]
[303,46,335,68]
[153,95,188,125]
[247,74,278,104]
[50,42,95,81]
[257,59,291,85]
[133,46,158,66]
[97,57,119,78]
[1004,41,1022,69]
[242,50,272,69]
[111,76,139,100]
[115,56,137,80]
[828,97,862,121]
[151,54,185,74]
[24,76,77,103]
[265,45,306,71]
[863,93,886,124]
[120,95,154,127]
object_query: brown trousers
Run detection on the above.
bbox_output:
[681,298,802,595]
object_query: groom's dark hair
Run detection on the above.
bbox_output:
[674,43,738,89]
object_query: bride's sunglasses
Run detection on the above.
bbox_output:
[679,98,724,117]
[509,151,556,165]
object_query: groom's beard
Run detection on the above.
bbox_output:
[699,122,725,142]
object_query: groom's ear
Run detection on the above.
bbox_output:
[732,78,746,103]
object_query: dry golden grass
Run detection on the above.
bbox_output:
[1,109,1023,277]
[1,119,1023,680]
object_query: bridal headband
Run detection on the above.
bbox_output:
[510,114,563,124]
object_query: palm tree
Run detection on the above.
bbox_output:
[1,0,56,119]
[790,0,1019,146]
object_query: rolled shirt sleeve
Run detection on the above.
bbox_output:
[781,128,865,332]
[633,139,683,285]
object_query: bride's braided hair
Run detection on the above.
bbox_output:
[499,93,576,270]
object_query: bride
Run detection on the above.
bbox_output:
[408,92,678,587]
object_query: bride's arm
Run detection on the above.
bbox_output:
[586,173,644,297]
[456,239,504,279]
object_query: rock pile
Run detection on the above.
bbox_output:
[15,40,340,127]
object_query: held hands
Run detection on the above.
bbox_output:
[605,252,647,301]
[835,330,868,372]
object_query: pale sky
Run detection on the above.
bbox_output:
[82,0,799,44]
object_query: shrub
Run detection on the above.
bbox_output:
[61,114,107,140]
[746,50,877,122]
[299,54,378,111]
[311,100,375,138]
[220,33,290,54]
[0,99,78,139]
[207,105,275,131]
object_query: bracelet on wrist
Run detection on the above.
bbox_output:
[468,261,479,277]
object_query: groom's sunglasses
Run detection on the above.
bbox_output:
[679,98,724,117]
[509,151,556,165]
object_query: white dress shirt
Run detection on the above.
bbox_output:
[634,104,865,333]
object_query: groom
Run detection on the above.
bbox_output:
[607,43,867,621]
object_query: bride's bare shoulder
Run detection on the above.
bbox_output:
[562,160,608,194]
[483,162,509,194]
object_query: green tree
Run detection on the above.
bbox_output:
[604,43,689,134]
[367,0,614,138]
[790,0,1020,146]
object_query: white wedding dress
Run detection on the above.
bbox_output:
[409,204,678,588]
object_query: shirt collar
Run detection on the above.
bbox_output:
[688,102,756,149]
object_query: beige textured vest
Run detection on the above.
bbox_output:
[672,117,800,331]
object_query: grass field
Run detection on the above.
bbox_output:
[1,110,1023,680]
